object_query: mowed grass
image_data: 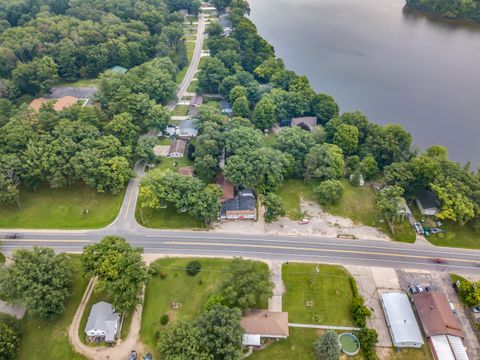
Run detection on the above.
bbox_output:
[428,220,480,249]
[56,78,98,87]
[171,104,189,116]
[140,258,270,354]
[0,184,124,229]
[282,263,355,326]
[277,179,415,242]
[16,255,88,360]
[186,41,195,62]
[187,80,198,93]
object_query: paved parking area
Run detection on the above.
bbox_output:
[397,269,480,359]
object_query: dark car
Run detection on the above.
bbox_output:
[472,306,480,313]
[4,233,22,239]
[430,258,448,264]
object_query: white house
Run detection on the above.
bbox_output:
[85,301,120,343]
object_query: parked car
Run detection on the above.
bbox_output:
[430,228,443,234]
[449,301,456,314]
[430,258,448,264]
[414,223,424,235]
[129,350,137,360]
[471,306,480,313]
[143,354,152,360]
[298,219,309,225]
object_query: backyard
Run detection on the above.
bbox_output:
[282,263,356,326]
[14,255,88,360]
[140,258,269,354]
[0,184,124,229]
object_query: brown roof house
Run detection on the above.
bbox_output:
[220,189,256,221]
[412,291,469,360]
[168,139,187,158]
[291,116,317,130]
[215,174,234,202]
[240,310,289,346]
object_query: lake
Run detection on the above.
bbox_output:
[249,0,480,165]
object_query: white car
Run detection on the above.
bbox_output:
[298,219,309,225]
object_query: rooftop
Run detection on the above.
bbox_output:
[240,310,289,337]
[169,139,187,155]
[220,193,256,216]
[29,98,50,112]
[216,174,235,201]
[53,96,79,111]
[109,65,128,74]
[416,189,441,210]
[412,291,464,338]
[85,301,120,342]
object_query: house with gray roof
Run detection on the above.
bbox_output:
[220,189,256,221]
[415,189,441,216]
[179,119,198,139]
[85,301,120,343]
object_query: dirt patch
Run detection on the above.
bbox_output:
[214,199,390,242]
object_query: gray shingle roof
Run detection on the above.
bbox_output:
[85,301,120,342]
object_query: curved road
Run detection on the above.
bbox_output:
[2,12,480,276]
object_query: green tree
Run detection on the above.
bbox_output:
[232,96,250,118]
[312,93,339,125]
[360,156,378,180]
[376,185,404,224]
[315,180,344,205]
[305,144,345,180]
[197,305,243,360]
[229,85,248,104]
[105,112,139,148]
[135,137,157,164]
[198,57,230,93]
[333,124,359,155]
[225,126,263,155]
[458,280,480,307]
[158,321,211,360]
[357,328,378,360]
[194,154,218,183]
[252,96,276,130]
[263,193,285,222]
[276,126,316,176]
[0,320,19,360]
[431,182,475,225]
[11,56,58,95]
[314,330,341,360]
[82,236,148,312]
[0,247,72,320]
[221,258,274,310]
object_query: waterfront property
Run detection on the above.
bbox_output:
[380,292,424,348]
[84,301,120,343]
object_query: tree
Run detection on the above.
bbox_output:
[314,330,341,360]
[11,56,58,95]
[276,126,316,176]
[0,320,19,360]
[135,137,157,163]
[158,321,211,360]
[333,124,359,155]
[360,156,378,180]
[431,182,475,225]
[263,193,285,222]
[194,154,218,182]
[198,57,230,93]
[186,260,202,276]
[376,185,404,224]
[105,113,139,148]
[305,144,345,180]
[357,328,378,360]
[315,180,344,205]
[458,280,480,307]
[229,85,248,104]
[232,96,250,118]
[206,22,224,37]
[0,247,72,320]
[221,258,273,310]
[82,236,148,312]
[197,305,243,360]
[312,93,339,125]
[225,126,263,155]
[252,96,276,130]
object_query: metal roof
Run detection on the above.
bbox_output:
[381,292,424,346]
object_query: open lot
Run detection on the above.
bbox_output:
[282,263,355,326]
[140,258,269,354]
[14,255,88,360]
[0,184,124,229]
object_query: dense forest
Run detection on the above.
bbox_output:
[406,0,480,22]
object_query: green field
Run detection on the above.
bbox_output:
[16,255,88,360]
[282,263,355,326]
[187,80,198,93]
[428,220,480,249]
[0,184,124,229]
[277,179,415,243]
[171,105,189,116]
[140,258,269,354]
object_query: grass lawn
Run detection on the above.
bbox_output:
[427,220,480,249]
[282,263,355,326]
[176,66,188,83]
[78,286,134,345]
[0,184,124,229]
[263,133,277,147]
[199,56,207,68]
[140,258,269,354]
[186,41,195,62]
[277,179,415,243]
[157,136,172,146]
[187,80,198,93]
[171,105,189,116]
[390,346,433,360]
[56,78,98,87]
[16,255,88,360]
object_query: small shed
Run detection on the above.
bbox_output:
[415,190,441,216]
[108,66,128,75]
[169,139,187,158]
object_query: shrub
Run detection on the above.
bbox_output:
[149,262,162,275]
[352,297,371,327]
[186,260,202,276]
[204,294,226,311]
[315,180,344,205]
[314,330,341,360]
[357,328,378,360]
[159,271,168,279]
[160,314,169,326]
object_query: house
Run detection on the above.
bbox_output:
[84,301,120,343]
[178,166,194,177]
[108,65,128,75]
[415,190,441,216]
[53,96,79,111]
[215,173,235,202]
[218,14,233,36]
[220,188,256,220]
[291,116,318,130]
[169,139,187,158]
[220,100,233,116]
[178,119,198,139]
[162,125,180,137]
[412,291,468,360]
[29,98,50,112]
[188,96,204,117]
[240,310,289,346]
[380,292,424,348]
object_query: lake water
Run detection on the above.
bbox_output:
[249,0,480,165]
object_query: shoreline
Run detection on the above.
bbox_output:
[403,4,480,28]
